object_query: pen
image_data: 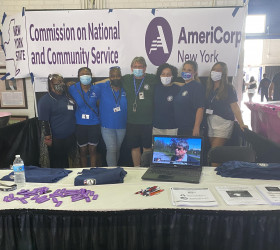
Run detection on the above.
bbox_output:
[150,189,164,196]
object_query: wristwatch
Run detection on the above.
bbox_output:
[0,182,17,191]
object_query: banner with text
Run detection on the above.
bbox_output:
[2,8,245,78]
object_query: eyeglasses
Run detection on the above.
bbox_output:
[176,147,184,151]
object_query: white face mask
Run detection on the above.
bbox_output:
[211,71,222,82]
[160,76,172,85]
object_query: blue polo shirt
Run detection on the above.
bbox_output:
[38,92,76,139]
[68,82,100,125]
[206,85,238,121]
[94,81,127,129]
[153,83,180,129]
[173,80,205,130]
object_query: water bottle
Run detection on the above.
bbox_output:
[13,155,26,189]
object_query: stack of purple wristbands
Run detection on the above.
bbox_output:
[3,187,98,207]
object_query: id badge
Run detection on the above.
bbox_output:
[67,105,74,110]
[139,92,144,100]
[113,106,121,112]
[82,114,90,119]
[206,109,213,115]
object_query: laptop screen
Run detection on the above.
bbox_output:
[152,135,203,166]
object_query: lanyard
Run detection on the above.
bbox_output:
[210,88,218,104]
[75,83,99,116]
[133,77,145,97]
[110,85,122,106]
[79,83,89,99]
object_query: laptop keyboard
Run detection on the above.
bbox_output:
[148,167,201,177]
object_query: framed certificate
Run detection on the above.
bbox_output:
[0,75,28,109]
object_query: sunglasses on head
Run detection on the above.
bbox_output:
[110,66,120,70]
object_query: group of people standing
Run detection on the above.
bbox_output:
[38,56,248,168]
[245,72,280,103]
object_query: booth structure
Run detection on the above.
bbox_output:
[1,167,280,250]
[245,101,280,145]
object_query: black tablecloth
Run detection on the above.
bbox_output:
[1,208,280,250]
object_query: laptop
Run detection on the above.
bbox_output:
[141,135,203,183]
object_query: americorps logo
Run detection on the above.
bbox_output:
[145,17,173,66]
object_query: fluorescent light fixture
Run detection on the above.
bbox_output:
[244,39,263,66]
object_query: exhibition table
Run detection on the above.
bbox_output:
[245,101,280,144]
[0,167,280,250]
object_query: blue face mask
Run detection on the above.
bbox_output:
[181,72,193,81]
[133,69,144,78]
[80,75,92,85]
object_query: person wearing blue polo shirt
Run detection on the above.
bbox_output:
[94,67,127,166]
[69,67,100,167]
[38,73,76,168]
[153,63,180,135]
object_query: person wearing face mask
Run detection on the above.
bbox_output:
[153,63,180,135]
[173,60,205,136]
[68,67,100,167]
[38,73,76,168]
[122,56,157,166]
[205,62,248,151]
[93,67,127,166]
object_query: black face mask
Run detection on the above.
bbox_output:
[53,84,65,94]
[111,79,122,88]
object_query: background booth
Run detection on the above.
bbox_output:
[245,101,280,145]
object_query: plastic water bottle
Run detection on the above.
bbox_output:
[13,155,26,189]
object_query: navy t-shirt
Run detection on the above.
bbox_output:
[153,83,180,129]
[205,85,238,121]
[173,80,205,129]
[38,92,76,139]
[94,81,127,129]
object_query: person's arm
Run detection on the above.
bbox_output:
[173,81,186,87]
[38,95,53,147]
[193,107,204,136]
[94,78,109,85]
[269,82,274,100]
[230,102,248,131]
[39,120,52,146]
[258,81,262,93]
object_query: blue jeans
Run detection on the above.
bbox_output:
[101,127,126,166]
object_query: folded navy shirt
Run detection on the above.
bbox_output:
[216,161,280,180]
[74,167,127,186]
[1,166,72,183]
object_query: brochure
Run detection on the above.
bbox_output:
[171,187,218,207]
[256,185,280,205]
[215,185,267,206]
